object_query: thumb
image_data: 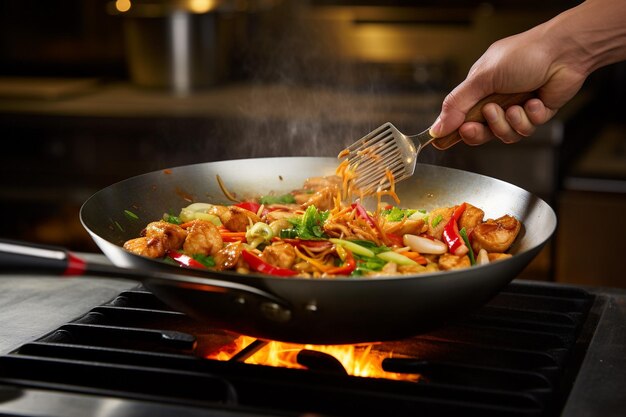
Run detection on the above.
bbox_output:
[430,80,491,138]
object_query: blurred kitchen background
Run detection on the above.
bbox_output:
[0,0,624,287]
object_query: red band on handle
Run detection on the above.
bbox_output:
[64,252,87,276]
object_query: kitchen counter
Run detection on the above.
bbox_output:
[0,253,134,355]
[0,79,567,146]
[0,80,444,128]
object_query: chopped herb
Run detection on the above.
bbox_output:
[431,214,443,228]
[258,193,296,205]
[124,209,139,221]
[163,213,182,225]
[288,205,329,240]
[191,253,216,268]
[353,254,386,275]
[162,256,178,266]
[459,227,475,265]
[114,221,124,232]
[279,228,299,239]
[381,207,417,222]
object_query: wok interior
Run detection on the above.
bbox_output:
[81,156,556,278]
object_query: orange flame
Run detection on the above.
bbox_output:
[206,336,418,382]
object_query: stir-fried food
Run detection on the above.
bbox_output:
[123,173,522,277]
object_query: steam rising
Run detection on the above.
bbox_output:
[224,1,444,163]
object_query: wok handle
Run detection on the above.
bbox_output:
[432,91,536,149]
[0,239,293,322]
[0,239,86,275]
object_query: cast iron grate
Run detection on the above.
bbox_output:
[0,281,595,417]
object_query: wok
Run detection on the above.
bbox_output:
[9,157,558,344]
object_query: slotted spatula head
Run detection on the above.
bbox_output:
[341,92,535,194]
[341,123,427,194]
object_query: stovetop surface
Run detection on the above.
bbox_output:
[0,260,625,417]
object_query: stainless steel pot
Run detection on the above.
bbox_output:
[119,1,244,93]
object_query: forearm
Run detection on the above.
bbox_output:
[430,0,626,144]
[546,0,626,75]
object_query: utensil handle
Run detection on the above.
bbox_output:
[432,92,536,149]
[0,239,292,318]
[0,239,86,275]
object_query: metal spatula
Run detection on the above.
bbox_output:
[342,92,534,193]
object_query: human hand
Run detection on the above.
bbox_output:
[429,19,588,148]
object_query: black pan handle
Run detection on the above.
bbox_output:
[0,239,83,274]
[0,239,293,323]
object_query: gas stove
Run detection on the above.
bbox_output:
[0,262,624,417]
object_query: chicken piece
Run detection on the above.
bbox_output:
[123,237,165,258]
[262,241,297,269]
[209,205,262,232]
[266,209,299,222]
[488,252,513,262]
[399,263,439,274]
[425,206,455,240]
[292,176,341,210]
[214,242,244,270]
[300,187,337,211]
[382,218,426,236]
[145,221,187,250]
[459,203,484,233]
[302,176,342,191]
[438,253,471,270]
[472,215,521,253]
[207,204,228,218]
[123,221,187,258]
[293,192,314,205]
[182,220,223,256]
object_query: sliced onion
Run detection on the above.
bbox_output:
[184,203,215,212]
[179,203,222,225]
[476,249,490,265]
[403,234,447,255]
[408,210,428,221]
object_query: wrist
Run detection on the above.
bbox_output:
[546,0,626,75]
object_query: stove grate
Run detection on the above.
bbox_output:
[0,282,595,417]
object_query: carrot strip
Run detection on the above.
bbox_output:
[402,251,428,265]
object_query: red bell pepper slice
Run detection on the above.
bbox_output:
[442,203,469,256]
[234,201,262,214]
[325,250,356,275]
[167,250,207,269]
[241,250,297,277]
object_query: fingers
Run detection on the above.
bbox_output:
[458,122,496,146]
[458,99,552,146]
[524,98,552,125]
